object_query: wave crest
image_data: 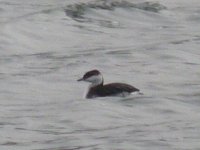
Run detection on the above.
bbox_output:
[65,0,166,20]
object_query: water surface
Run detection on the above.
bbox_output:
[0,0,200,149]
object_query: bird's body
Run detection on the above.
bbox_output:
[78,69,140,99]
[86,83,139,98]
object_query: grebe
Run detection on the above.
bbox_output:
[78,69,140,98]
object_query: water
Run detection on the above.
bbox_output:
[0,0,200,149]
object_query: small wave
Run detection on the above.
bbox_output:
[65,0,166,20]
[1,141,19,146]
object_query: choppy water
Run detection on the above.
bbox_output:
[0,0,200,149]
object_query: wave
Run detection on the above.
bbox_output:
[65,0,166,20]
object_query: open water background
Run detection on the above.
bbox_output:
[0,0,200,149]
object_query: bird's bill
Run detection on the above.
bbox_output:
[77,78,84,81]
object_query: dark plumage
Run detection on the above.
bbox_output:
[86,83,139,98]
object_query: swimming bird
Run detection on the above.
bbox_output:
[77,69,140,99]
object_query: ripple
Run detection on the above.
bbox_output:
[65,0,166,23]
[1,141,19,146]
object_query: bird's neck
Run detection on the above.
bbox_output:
[87,81,103,99]
[89,80,103,88]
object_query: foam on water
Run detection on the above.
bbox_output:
[0,0,200,149]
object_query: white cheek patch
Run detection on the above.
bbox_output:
[85,74,103,85]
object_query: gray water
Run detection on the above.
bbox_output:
[0,0,200,149]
